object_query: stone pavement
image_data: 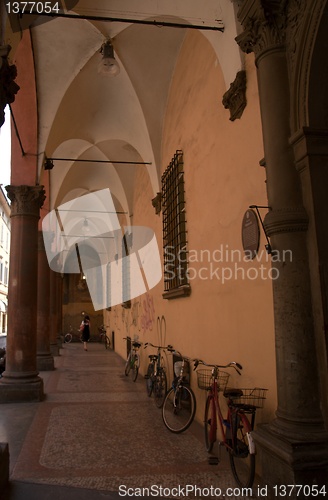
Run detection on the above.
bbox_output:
[0,343,247,499]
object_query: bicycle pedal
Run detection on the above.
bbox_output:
[208,456,220,465]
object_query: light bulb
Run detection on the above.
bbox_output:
[98,41,120,76]
[82,218,90,234]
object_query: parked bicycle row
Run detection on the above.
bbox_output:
[123,336,267,489]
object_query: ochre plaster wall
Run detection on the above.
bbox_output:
[106,30,277,427]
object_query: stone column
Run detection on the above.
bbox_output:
[57,273,63,346]
[0,185,45,402]
[49,269,60,355]
[36,231,54,370]
[291,128,328,421]
[236,0,328,489]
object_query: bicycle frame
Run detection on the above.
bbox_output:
[207,368,253,454]
[144,342,172,407]
[130,343,141,368]
[196,358,263,488]
[162,349,196,433]
[144,342,172,375]
[124,337,141,381]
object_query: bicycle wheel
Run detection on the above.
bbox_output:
[153,368,167,408]
[132,355,139,382]
[124,353,132,376]
[229,412,255,488]
[162,385,196,433]
[64,333,72,343]
[204,394,216,452]
[105,335,111,349]
[146,363,154,397]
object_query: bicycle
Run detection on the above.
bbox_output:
[195,358,267,488]
[124,336,142,382]
[98,325,111,349]
[162,349,197,433]
[144,342,172,408]
[64,325,83,343]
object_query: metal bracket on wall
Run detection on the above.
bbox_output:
[249,205,272,255]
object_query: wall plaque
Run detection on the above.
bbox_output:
[241,209,260,259]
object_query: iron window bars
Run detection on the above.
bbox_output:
[162,151,190,299]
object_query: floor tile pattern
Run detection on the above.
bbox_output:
[1,344,249,499]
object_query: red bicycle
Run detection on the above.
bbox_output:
[195,359,267,488]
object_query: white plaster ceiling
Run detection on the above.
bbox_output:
[26,0,242,212]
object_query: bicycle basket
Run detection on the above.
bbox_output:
[233,388,268,408]
[197,369,230,391]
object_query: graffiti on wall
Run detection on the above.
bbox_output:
[140,293,155,333]
[112,292,162,339]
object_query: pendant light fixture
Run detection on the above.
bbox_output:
[98,39,120,76]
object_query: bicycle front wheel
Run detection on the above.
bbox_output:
[229,413,255,488]
[132,355,139,382]
[204,394,216,452]
[153,369,167,408]
[105,335,111,349]
[64,333,72,343]
[124,353,132,376]
[162,385,196,433]
[146,363,154,397]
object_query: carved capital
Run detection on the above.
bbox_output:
[0,45,20,127]
[151,192,162,214]
[236,0,288,59]
[222,70,247,121]
[6,185,46,218]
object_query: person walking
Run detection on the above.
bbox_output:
[80,315,91,351]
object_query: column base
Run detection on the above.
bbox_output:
[0,373,44,403]
[37,353,54,371]
[50,342,60,356]
[254,423,328,496]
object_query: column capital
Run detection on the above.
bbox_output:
[236,0,287,59]
[264,206,308,237]
[0,45,20,127]
[6,185,46,217]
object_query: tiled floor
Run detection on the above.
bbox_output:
[0,343,247,499]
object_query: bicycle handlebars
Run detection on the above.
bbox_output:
[193,359,243,375]
[144,342,173,350]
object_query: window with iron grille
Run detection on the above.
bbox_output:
[162,150,191,299]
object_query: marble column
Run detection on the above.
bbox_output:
[0,185,45,402]
[36,231,54,370]
[236,0,328,489]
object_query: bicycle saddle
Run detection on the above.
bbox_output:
[132,341,141,348]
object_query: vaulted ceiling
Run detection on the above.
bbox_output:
[6,0,242,215]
